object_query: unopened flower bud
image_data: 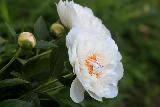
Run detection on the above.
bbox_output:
[50,23,65,37]
[18,32,36,49]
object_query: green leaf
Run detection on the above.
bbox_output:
[50,36,68,78]
[5,23,17,41]
[61,61,73,79]
[54,88,81,107]
[63,61,72,73]
[0,0,10,23]
[0,99,33,107]
[2,43,17,60]
[10,71,23,78]
[36,40,57,49]
[22,53,51,85]
[34,16,49,40]
[0,36,6,45]
[0,78,29,88]
[20,93,41,107]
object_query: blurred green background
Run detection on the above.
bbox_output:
[0,0,160,107]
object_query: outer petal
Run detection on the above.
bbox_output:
[70,78,85,103]
[103,84,118,98]
[114,62,124,80]
[87,90,102,101]
[57,0,77,28]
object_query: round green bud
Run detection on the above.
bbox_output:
[18,32,36,49]
[50,23,65,37]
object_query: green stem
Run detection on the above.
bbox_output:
[33,73,72,92]
[33,79,58,92]
[62,73,73,78]
[41,85,64,93]
[0,48,22,75]
[26,50,52,63]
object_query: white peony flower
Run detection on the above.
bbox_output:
[57,0,124,103]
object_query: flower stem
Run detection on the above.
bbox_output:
[33,79,58,92]
[0,48,22,75]
[26,50,52,63]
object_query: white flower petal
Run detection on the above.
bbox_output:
[103,84,118,98]
[70,78,85,103]
[115,62,124,80]
[57,0,77,28]
[57,0,111,36]
[87,90,102,101]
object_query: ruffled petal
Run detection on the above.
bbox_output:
[57,0,111,36]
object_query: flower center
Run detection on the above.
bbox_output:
[85,54,103,79]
